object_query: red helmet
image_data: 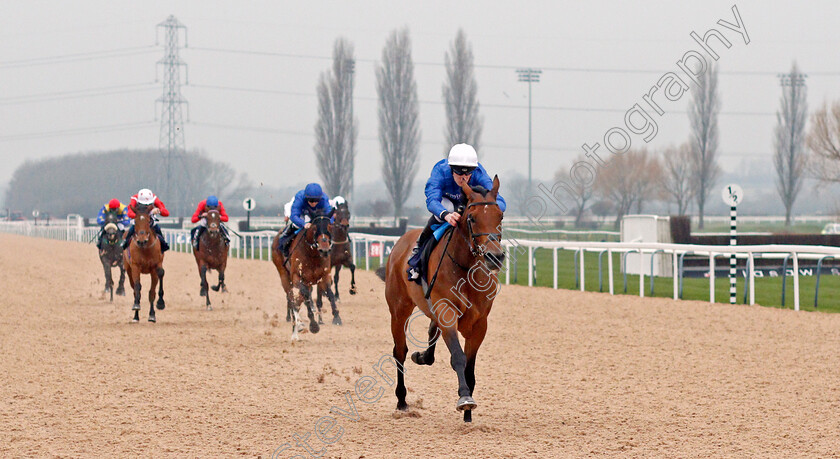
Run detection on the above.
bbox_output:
[108,199,121,210]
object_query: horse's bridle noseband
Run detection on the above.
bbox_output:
[308,215,333,251]
[461,201,503,257]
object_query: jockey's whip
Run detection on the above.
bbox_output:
[425,226,456,300]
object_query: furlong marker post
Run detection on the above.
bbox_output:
[722,184,744,305]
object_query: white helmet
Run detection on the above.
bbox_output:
[137,189,156,205]
[332,196,346,205]
[447,144,478,168]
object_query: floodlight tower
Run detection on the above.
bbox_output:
[516,68,541,193]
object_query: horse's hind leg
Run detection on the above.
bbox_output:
[148,270,159,323]
[102,260,113,294]
[128,265,141,322]
[199,265,209,297]
[411,321,440,366]
[156,267,166,310]
[215,268,227,293]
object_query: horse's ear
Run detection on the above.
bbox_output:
[491,175,501,197]
[459,179,473,201]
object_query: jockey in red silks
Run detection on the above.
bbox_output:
[122,188,170,252]
[190,195,230,249]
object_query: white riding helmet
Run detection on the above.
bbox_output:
[447,144,478,168]
[332,196,346,205]
[137,189,156,205]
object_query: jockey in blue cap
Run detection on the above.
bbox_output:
[406,143,506,282]
[277,183,333,257]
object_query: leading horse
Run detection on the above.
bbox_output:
[378,176,504,422]
[99,212,126,302]
[193,209,228,311]
[122,205,166,323]
[271,212,340,341]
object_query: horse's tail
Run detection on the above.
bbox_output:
[375,266,386,281]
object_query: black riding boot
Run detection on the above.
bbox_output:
[153,225,169,253]
[97,229,105,250]
[278,225,297,257]
[406,215,439,282]
[121,225,135,249]
[191,226,205,250]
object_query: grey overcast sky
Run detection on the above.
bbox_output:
[1,0,839,193]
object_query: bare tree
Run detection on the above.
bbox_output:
[595,149,659,228]
[774,63,808,227]
[315,38,357,199]
[807,101,840,183]
[443,29,482,155]
[660,143,695,215]
[554,155,593,226]
[376,28,420,218]
[688,64,722,229]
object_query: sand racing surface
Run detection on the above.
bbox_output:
[2,233,840,457]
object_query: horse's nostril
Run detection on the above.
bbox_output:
[485,253,505,269]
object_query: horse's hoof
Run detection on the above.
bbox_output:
[332,315,342,326]
[309,321,320,334]
[148,315,156,323]
[349,287,357,295]
[210,285,220,292]
[199,289,206,297]
[206,305,213,311]
[456,396,477,412]
[396,401,409,412]
[130,318,139,323]
[285,315,291,323]
[410,352,423,365]
[116,288,125,296]
[131,304,140,311]
[221,286,228,293]
[156,300,165,311]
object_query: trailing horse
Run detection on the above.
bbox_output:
[98,212,125,302]
[378,176,504,422]
[316,200,356,318]
[271,212,341,341]
[193,209,228,311]
[122,205,166,323]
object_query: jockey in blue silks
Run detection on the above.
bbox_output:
[406,143,507,282]
[277,183,333,256]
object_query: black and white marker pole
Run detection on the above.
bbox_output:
[722,184,744,304]
[243,197,256,232]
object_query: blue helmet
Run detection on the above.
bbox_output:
[304,183,323,200]
[206,195,219,207]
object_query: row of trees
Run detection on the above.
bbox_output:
[315,29,481,217]
[4,149,250,217]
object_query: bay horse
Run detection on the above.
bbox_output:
[271,212,340,341]
[193,209,228,311]
[378,176,504,422]
[122,205,166,323]
[99,212,126,302]
[316,200,356,318]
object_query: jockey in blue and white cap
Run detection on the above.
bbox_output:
[277,183,333,256]
[406,143,506,282]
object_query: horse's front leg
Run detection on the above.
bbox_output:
[462,319,487,423]
[333,265,341,301]
[347,260,357,295]
[102,259,113,294]
[129,264,141,323]
[314,287,325,325]
[319,277,341,325]
[116,262,126,296]
[199,264,209,297]
[148,269,158,322]
[299,283,320,334]
[440,326,475,413]
[156,267,165,310]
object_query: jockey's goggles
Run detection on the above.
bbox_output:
[451,165,476,176]
[306,197,320,204]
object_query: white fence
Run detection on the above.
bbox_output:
[4,220,840,311]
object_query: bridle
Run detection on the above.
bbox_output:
[459,200,503,258]
[308,215,333,251]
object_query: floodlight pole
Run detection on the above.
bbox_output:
[516,68,541,193]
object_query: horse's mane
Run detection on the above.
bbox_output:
[470,185,490,197]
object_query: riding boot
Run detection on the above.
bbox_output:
[191,226,202,250]
[121,225,135,249]
[153,225,169,253]
[97,229,105,250]
[278,225,296,257]
[407,215,439,282]
[221,225,230,245]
